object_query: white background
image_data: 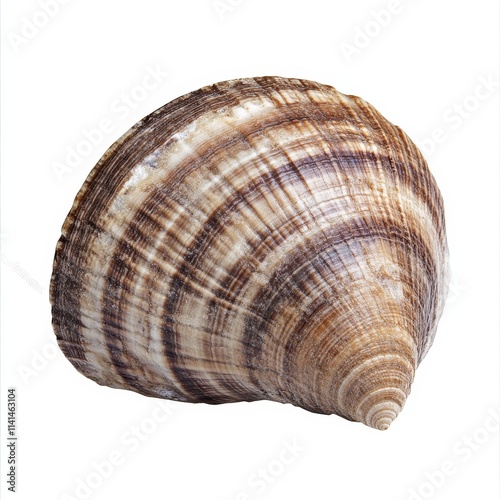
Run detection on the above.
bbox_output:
[1,1,498,499]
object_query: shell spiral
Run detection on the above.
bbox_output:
[50,76,449,430]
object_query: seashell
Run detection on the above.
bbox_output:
[50,76,449,430]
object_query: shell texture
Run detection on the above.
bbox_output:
[50,76,449,430]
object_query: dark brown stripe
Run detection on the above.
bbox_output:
[156,151,439,400]
[50,77,317,358]
[239,218,437,397]
[150,100,442,229]
[50,228,94,364]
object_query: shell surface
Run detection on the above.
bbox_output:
[50,76,449,430]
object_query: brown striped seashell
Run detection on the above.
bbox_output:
[50,76,449,430]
